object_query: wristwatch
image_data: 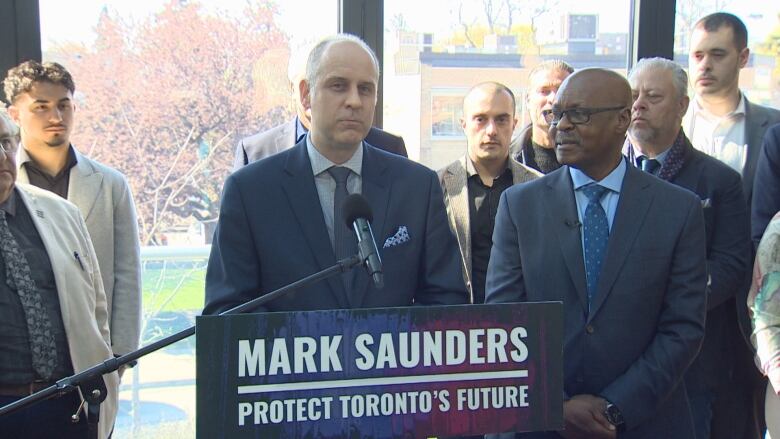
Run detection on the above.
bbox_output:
[604,401,625,429]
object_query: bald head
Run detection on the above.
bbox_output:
[463,82,516,115]
[550,68,632,180]
[563,69,632,108]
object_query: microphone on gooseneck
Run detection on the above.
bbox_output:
[343,194,384,289]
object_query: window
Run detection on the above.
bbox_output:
[674,0,780,109]
[38,1,337,437]
[383,0,632,169]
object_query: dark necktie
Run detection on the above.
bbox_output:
[0,210,57,379]
[640,157,661,175]
[328,167,357,295]
[581,184,610,307]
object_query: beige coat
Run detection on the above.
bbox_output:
[438,155,541,302]
[17,147,141,355]
[17,183,118,439]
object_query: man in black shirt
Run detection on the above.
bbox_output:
[439,82,540,303]
[0,110,118,438]
[511,60,574,174]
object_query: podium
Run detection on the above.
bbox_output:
[196,302,563,438]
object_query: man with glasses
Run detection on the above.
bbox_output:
[0,109,118,438]
[486,68,707,438]
[626,57,750,439]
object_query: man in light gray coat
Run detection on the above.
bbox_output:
[4,61,141,362]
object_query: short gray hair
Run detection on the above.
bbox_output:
[0,108,19,137]
[628,57,688,99]
[305,34,380,93]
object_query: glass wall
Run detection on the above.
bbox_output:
[383,0,631,169]
[38,1,337,437]
[674,0,780,108]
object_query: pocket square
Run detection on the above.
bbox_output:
[383,226,410,249]
[700,198,712,208]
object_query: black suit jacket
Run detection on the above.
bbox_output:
[752,123,780,246]
[486,162,707,438]
[629,136,750,393]
[205,140,467,314]
[233,118,407,170]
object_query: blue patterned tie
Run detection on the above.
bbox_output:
[0,210,57,379]
[581,184,610,306]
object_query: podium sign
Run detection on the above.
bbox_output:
[196,302,563,438]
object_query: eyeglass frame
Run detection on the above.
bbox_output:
[0,134,20,158]
[541,105,627,126]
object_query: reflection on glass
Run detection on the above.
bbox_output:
[674,1,780,108]
[39,1,337,437]
[383,0,631,169]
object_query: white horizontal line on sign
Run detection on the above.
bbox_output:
[237,370,529,395]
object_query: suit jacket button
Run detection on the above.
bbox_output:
[586,325,595,334]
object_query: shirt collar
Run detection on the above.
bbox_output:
[306,133,363,177]
[18,144,79,173]
[636,147,671,168]
[569,157,626,194]
[295,116,308,143]
[465,156,510,178]
[693,92,746,121]
[0,188,18,217]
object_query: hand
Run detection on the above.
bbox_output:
[559,394,616,439]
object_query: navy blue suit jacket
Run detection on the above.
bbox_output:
[205,140,467,314]
[752,123,780,246]
[486,163,707,439]
[634,138,750,394]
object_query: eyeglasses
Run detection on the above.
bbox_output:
[0,136,19,157]
[542,105,626,126]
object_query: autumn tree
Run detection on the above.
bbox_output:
[448,0,556,53]
[49,0,290,245]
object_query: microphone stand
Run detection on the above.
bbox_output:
[0,254,363,438]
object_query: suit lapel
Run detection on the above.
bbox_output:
[743,100,768,199]
[67,150,102,221]
[350,145,391,307]
[588,165,653,320]
[281,142,349,308]
[16,187,74,328]
[442,157,472,296]
[509,157,542,184]
[545,169,588,313]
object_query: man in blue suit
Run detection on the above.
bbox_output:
[204,34,467,315]
[486,68,707,438]
[625,58,750,439]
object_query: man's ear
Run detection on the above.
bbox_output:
[300,79,312,111]
[738,47,749,69]
[7,105,20,124]
[679,95,690,118]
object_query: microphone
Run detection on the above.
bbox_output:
[343,194,384,289]
[565,219,581,228]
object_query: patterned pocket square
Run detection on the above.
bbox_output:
[383,226,410,249]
